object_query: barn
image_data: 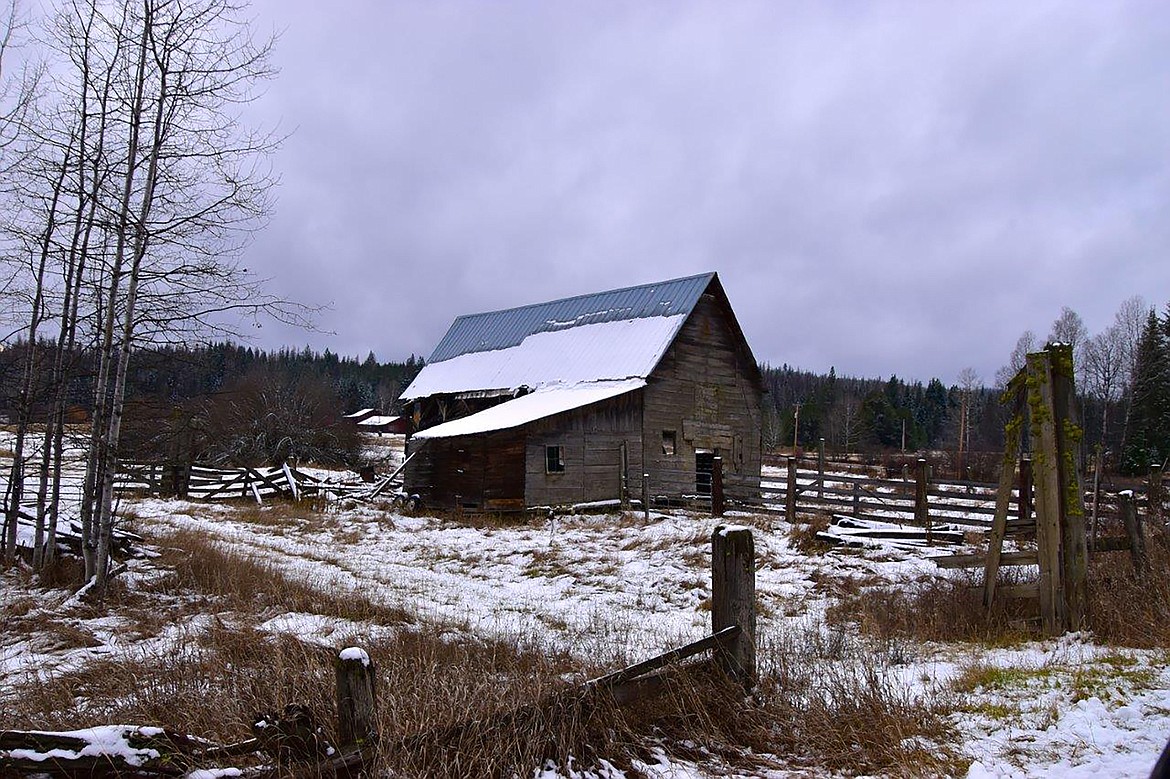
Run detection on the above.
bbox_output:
[399,272,765,511]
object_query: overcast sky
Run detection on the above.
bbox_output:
[238,0,1170,384]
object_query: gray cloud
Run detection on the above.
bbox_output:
[242,0,1170,384]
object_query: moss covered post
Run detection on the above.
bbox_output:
[1027,344,1089,635]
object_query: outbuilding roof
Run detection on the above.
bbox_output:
[401,272,716,401]
[411,380,645,440]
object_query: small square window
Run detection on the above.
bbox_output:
[546,445,565,473]
[662,430,677,456]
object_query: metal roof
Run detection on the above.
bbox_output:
[427,272,716,363]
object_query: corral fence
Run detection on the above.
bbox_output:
[114,460,407,505]
[761,452,1168,534]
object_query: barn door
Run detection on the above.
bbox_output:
[696,451,714,495]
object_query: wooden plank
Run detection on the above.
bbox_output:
[983,389,1022,609]
[586,625,740,692]
[998,582,1040,600]
[1092,535,1132,553]
[283,463,301,501]
[711,527,755,686]
[936,550,1036,569]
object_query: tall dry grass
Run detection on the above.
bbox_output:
[1088,527,1170,647]
[2,525,964,777]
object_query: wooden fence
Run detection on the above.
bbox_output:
[762,456,1167,531]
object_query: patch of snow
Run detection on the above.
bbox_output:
[401,315,686,400]
[412,380,644,439]
[338,646,370,666]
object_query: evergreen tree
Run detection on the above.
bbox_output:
[1121,310,1170,474]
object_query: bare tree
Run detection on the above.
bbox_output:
[0,0,310,591]
[956,367,980,476]
[1048,305,1090,387]
[1111,295,1150,390]
[995,330,1036,389]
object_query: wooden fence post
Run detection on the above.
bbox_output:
[619,442,629,508]
[1018,456,1033,526]
[852,483,860,517]
[711,526,755,687]
[1151,466,1165,526]
[336,647,378,749]
[817,438,825,499]
[915,458,930,542]
[711,456,724,517]
[1120,491,1146,575]
[1028,345,1089,635]
[786,457,798,521]
[642,473,650,521]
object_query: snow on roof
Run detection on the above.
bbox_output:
[411,380,645,440]
[401,314,685,401]
[428,272,714,363]
[357,415,400,427]
[401,273,717,401]
[344,408,375,419]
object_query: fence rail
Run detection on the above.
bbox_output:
[762,458,1166,530]
[114,462,391,503]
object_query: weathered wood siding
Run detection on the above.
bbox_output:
[403,429,526,510]
[641,291,763,502]
[525,391,644,507]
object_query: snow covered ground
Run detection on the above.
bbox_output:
[3,452,1170,777]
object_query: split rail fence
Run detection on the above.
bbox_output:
[114,459,411,505]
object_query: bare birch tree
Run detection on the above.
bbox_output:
[1,0,309,590]
[995,329,1036,389]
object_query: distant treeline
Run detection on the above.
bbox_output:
[760,365,1008,456]
[1,326,1161,477]
[0,341,425,420]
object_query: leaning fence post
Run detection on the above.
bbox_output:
[786,457,797,521]
[336,647,378,749]
[711,456,724,517]
[711,526,756,687]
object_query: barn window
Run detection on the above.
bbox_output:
[545,445,565,473]
[662,430,677,455]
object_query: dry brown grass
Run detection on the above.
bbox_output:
[822,522,1170,649]
[1088,529,1170,648]
[1,519,965,777]
[147,528,413,626]
[825,571,1035,645]
[2,596,780,777]
[787,513,832,554]
[755,624,964,777]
